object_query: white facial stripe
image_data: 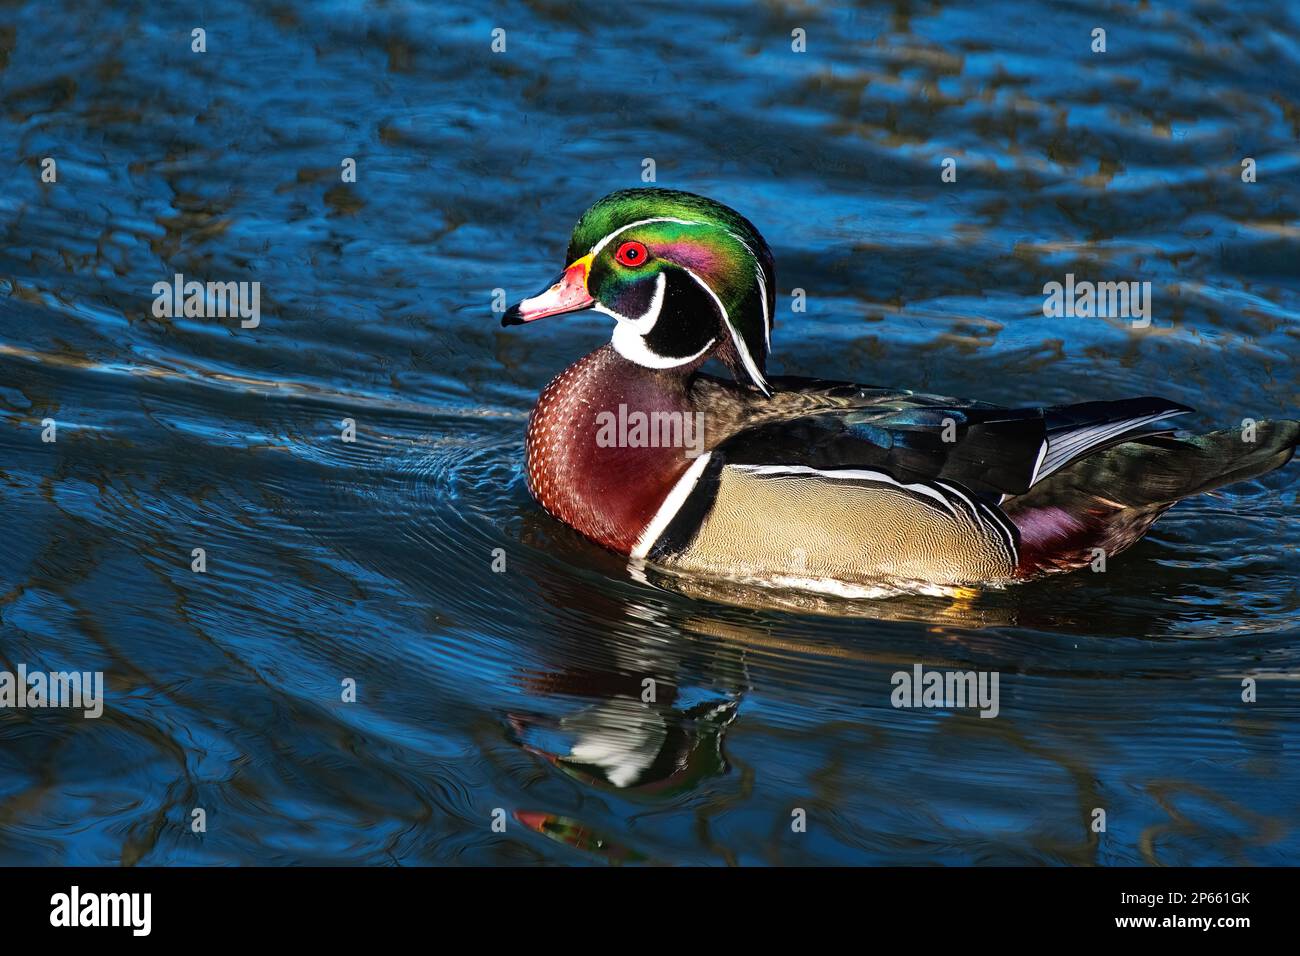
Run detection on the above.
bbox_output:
[681,267,770,396]
[589,217,702,258]
[726,229,772,351]
[625,270,666,331]
[632,452,714,560]
[602,268,712,368]
[611,321,715,368]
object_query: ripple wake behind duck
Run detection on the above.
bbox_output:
[501,188,1298,592]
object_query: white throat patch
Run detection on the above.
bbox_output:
[611,321,716,368]
[601,271,716,368]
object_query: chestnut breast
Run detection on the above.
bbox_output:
[525,346,704,554]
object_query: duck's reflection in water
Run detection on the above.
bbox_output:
[502,578,747,861]
[510,695,738,795]
[504,530,750,818]
[504,515,1294,864]
[506,517,1014,817]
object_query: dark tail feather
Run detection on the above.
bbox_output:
[1062,420,1299,506]
[1005,420,1298,575]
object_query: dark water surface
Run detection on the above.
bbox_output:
[1,0,1298,865]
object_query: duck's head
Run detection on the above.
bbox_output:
[503,188,775,395]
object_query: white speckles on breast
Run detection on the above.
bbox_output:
[522,345,697,554]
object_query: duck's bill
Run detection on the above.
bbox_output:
[502,254,595,326]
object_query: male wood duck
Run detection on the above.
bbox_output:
[503,188,1298,592]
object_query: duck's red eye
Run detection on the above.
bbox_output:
[615,240,649,267]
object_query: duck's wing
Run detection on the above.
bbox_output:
[636,394,1193,586]
[717,395,1194,500]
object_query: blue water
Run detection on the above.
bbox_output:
[0,0,1297,865]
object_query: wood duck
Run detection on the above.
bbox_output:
[503,188,1298,592]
